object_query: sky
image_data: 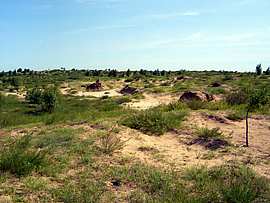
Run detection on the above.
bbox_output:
[0,0,270,72]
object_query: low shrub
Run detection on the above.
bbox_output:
[160,82,171,86]
[160,101,188,112]
[184,99,205,110]
[97,127,128,154]
[226,90,249,106]
[196,126,223,139]
[0,135,48,177]
[124,77,133,82]
[144,83,156,88]
[211,87,229,95]
[226,111,246,121]
[151,88,165,94]
[121,110,188,135]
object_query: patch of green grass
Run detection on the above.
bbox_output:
[211,87,229,95]
[202,151,216,159]
[226,111,246,120]
[97,127,128,154]
[160,82,171,86]
[0,135,48,177]
[150,88,165,94]
[196,126,223,139]
[121,110,188,135]
[159,101,188,112]
[184,99,206,110]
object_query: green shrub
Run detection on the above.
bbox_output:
[121,110,188,135]
[184,99,205,110]
[42,86,61,113]
[211,87,229,95]
[160,101,188,112]
[144,83,156,88]
[160,82,170,86]
[124,77,133,82]
[0,135,48,177]
[25,88,43,105]
[205,100,229,110]
[226,90,249,106]
[196,126,223,139]
[226,111,246,121]
[115,97,132,105]
[151,88,165,94]
[131,92,145,99]
[97,127,128,154]
[185,164,269,202]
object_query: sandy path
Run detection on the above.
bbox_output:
[127,93,179,110]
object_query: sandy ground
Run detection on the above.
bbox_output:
[119,110,270,178]
[5,88,270,179]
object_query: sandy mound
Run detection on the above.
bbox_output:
[86,79,108,90]
[119,86,139,95]
[180,91,214,102]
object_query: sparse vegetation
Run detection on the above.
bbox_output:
[0,68,269,202]
[121,109,188,135]
[0,134,48,177]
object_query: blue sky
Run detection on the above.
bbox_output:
[0,0,270,72]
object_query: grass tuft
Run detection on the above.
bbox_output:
[0,134,48,177]
[121,110,188,135]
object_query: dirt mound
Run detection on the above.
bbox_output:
[179,91,214,102]
[119,86,139,95]
[86,79,108,90]
[211,82,221,87]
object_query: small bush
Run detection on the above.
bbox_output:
[151,88,165,94]
[196,126,223,139]
[184,99,205,110]
[42,86,61,113]
[97,127,128,154]
[25,88,43,105]
[226,111,246,121]
[211,87,229,95]
[0,135,48,177]
[144,83,156,88]
[121,110,188,135]
[160,82,170,86]
[124,77,133,82]
[205,100,229,110]
[131,92,145,99]
[160,101,188,112]
[226,90,249,106]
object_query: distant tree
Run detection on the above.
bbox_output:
[10,77,20,90]
[133,71,141,79]
[108,69,118,77]
[17,68,22,73]
[161,70,166,76]
[126,69,131,77]
[139,69,147,76]
[256,63,262,75]
[25,88,43,105]
[93,69,101,76]
[263,67,270,75]
[153,69,160,76]
[42,86,61,113]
